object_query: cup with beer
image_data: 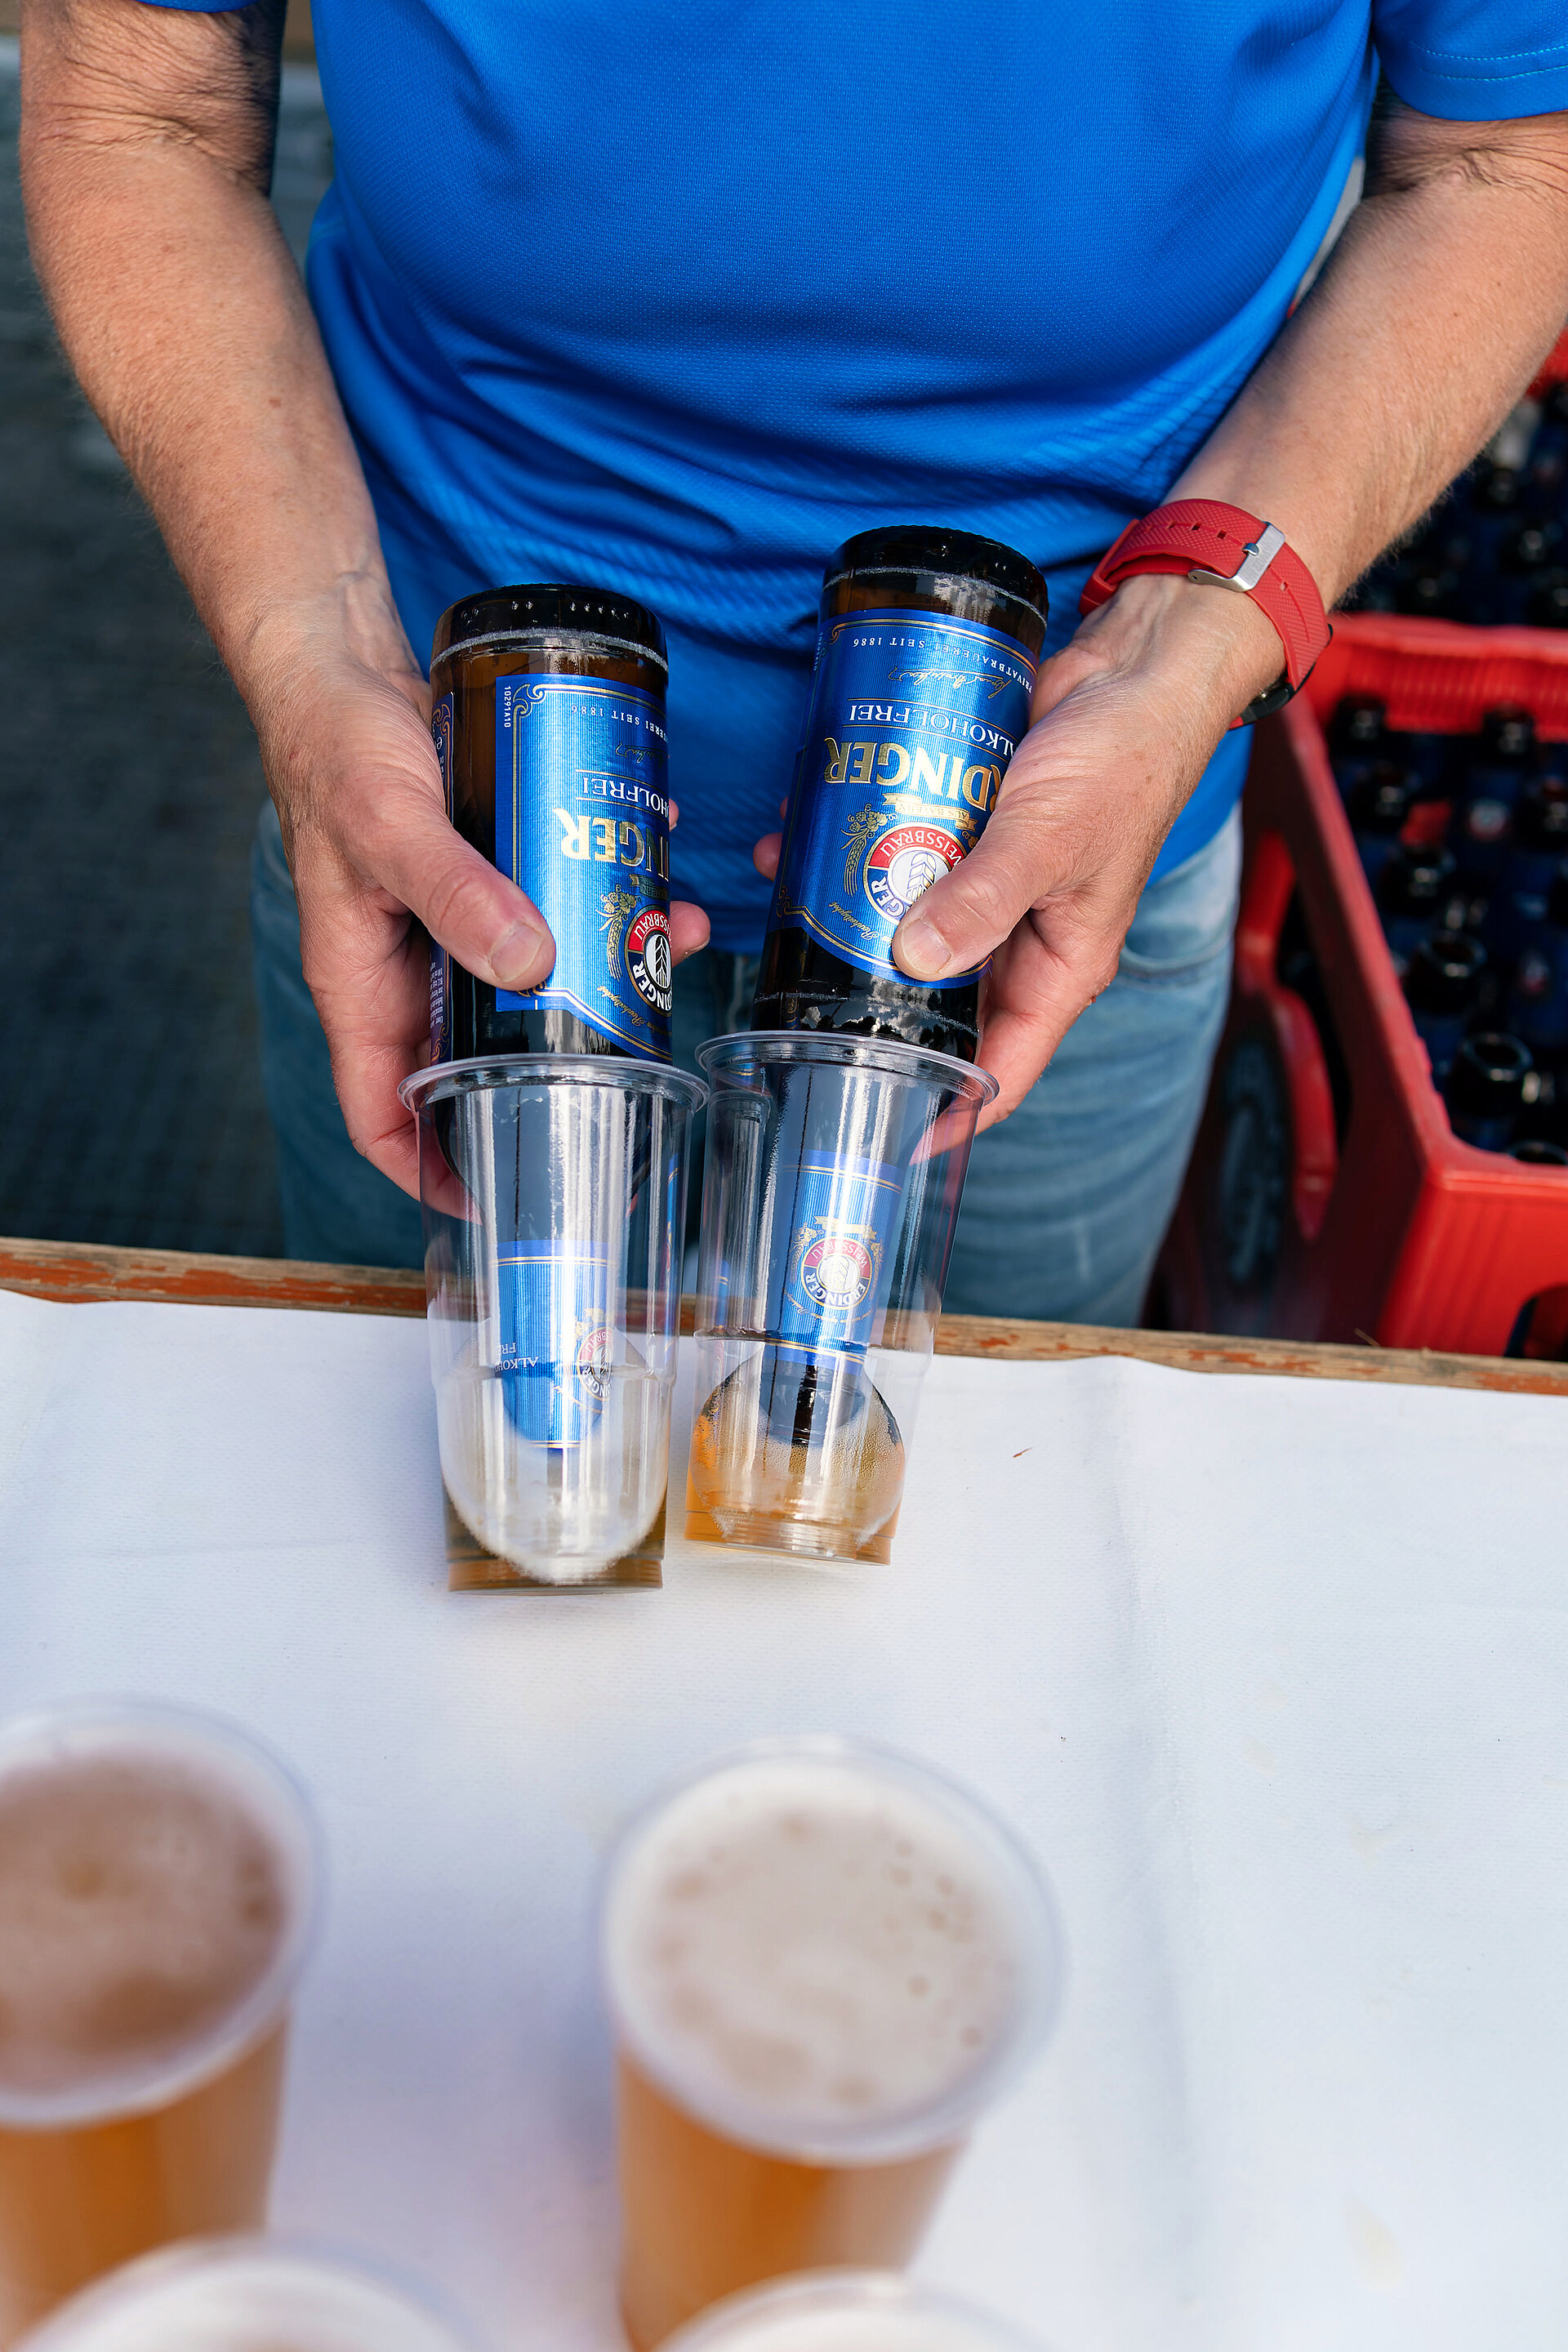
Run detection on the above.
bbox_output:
[600,1739,1062,2350]
[662,2270,1049,2352]
[0,1700,323,2342]
[403,1056,705,1583]
[686,1034,995,1566]
[13,2235,486,2352]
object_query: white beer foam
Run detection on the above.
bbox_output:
[605,1754,1027,2151]
[0,1709,317,2126]
[17,2243,476,2352]
[675,2301,1029,2352]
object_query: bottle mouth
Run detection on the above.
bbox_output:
[1405,930,1486,1013]
[1446,1031,1534,1117]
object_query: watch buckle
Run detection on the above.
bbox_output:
[1189,520,1286,595]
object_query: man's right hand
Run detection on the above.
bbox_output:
[249,585,710,1200]
[21,0,708,1205]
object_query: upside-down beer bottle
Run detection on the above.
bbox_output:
[697,532,1045,1554]
[430,582,674,1062]
[428,582,674,1450]
[751,526,1050,1061]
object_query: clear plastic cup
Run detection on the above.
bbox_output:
[687,1033,996,1562]
[401,1054,706,1581]
[600,1737,1062,2349]
[14,2235,485,2352]
[0,1702,323,2343]
[662,2271,1049,2352]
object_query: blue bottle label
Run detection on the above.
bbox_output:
[494,675,672,1058]
[768,1152,905,1358]
[431,692,455,1061]
[497,1244,612,1446]
[768,610,1036,989]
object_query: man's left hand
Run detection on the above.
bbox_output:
[755,570,1280,1130]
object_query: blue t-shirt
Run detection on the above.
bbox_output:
[155,1,1568,949]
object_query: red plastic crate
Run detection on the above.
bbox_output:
[1530,324,1568,396]
[1156,612,1568,1356]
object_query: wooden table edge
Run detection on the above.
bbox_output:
[2,1233,1564,1399]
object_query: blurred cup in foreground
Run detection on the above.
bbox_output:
[0,1703,321,2341]
[601,1740,1062,2349]
[663,2270,1049,2352]
[14,2235,484,2352]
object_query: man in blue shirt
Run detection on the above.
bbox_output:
[19,0,1568,1313]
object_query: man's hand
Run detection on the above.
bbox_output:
[769,98,1568,1129]
[886,575,1279,1125]
[248,586,709,1197]
[21,0,707,1202]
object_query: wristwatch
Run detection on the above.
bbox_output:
[1079,498,1332,727]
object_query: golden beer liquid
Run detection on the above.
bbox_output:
[616,2054,960,2351]
[686,1351,905,1561]
[0,2026,285,2344]
[0,1740,300,2343]
[605,1752,1042,2351]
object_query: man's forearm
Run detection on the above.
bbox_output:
[1178,100,1568,611]
[20,0,413,696]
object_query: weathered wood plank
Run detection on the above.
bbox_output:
[1,1236,1564,1396]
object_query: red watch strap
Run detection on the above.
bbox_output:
[1080,498,1330,694]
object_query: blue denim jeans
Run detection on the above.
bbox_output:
[251,800,1239,1322]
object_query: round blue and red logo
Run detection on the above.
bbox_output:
[863,823,964,922]
[798,1233,875,1312]
[626,905,673,1013]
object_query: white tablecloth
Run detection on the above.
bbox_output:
[0,1287,1564,2352]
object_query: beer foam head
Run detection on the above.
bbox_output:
[0,1704,318,2125]
[16,2239,479,2352]
[603,1744,1058,2159]
[664,2271,1045,2352]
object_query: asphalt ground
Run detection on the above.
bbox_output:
[0,54,332,1258]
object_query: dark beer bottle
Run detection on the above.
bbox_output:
[1348,762,1416,886]
[429,583,673,1065]
[1486,773,1568,964]
[1508,860,1568,1058]
[1329,693,1387,764]
[1378,844,1459,967]
[1403,930,1486,1081]
[428,584,673,1450]
[1527,570,1568,629]
[1445,1031,1534,1151]
[751,526,1049,1062]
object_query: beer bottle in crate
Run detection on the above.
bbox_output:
[1404,930,1487,1082]
[1454,704,1536,899]
[1445,1032,1534,1152]
[1378,844,1459,969]
[1508,861,1568,1060]
[1487,772,1568,965]
[751,525,1049,1061]
[1348,762,1416,886]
